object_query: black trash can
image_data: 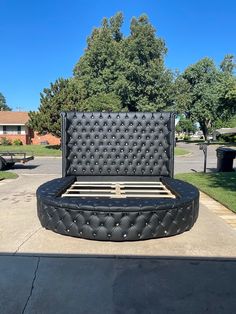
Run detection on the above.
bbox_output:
[216,147,236,172]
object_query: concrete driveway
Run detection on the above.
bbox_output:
[1,172,236,256]
[0,143,236,313]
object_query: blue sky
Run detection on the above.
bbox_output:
[0,0,235,111]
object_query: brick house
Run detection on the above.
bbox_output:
[0,111,60,145]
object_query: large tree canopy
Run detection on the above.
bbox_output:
[30,13,174,136]
[175,57,236,140]
[29,78,80,137]
[0,92,11,111]
[28,79,124,137]
[29,12,235,140]
[74,13,173,112]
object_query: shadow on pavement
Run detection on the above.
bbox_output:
[12,164,39,170]
[0,253,236,314]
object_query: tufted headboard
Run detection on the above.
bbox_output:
[61,111,175,178]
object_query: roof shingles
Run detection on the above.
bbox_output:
[0,111,29,125]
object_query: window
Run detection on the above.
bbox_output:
[3,125,22,134]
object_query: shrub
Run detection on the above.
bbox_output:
[183,135,191,141]
[13,139,23,146]
[217,134,236,143]
[0,137,12,145]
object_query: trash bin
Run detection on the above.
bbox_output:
[216,147,236,172]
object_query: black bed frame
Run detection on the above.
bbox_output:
[37,112,199,241]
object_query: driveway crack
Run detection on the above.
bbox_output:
[14,227,42,255]
[22,257,40,314]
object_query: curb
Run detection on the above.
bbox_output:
[200,192,236,230]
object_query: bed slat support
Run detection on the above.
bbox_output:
[61,181,175,199]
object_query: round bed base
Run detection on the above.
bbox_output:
[37,176,199,241]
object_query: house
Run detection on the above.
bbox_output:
[0,111,60,145]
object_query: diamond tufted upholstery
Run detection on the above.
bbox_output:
[37,111,199,241]
[37,176,199,241]
[61,112,175,177]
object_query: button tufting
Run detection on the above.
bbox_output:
[64,112,174,177]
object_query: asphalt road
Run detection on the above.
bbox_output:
[9,142,235,176]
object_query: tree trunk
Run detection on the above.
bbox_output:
[199,121,208,141]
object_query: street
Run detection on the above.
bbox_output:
[8,142,235,176]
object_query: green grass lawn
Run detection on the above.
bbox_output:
[0,171,18,181]
[175,172,236,213]
[0,145,61,156]
[175,147,190,156]
[0,145,189,157]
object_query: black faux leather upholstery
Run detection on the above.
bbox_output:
[61,112,175,177]
[37,177,199,241]
[37,111,199,241]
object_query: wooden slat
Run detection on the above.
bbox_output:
[73,181,163,185]
[61,181,175,199]
[66,188,116,193]
[63,194,121,197]
[62,193,175,199]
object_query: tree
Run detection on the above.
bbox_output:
[29,78,81,137]
[74,13,173,112]
[0,92,11,111]
[81,92,125,112]
[220,54,236,74]
[176,57,236,140]
[176,117,197,135]
[29,79,124,137]
[30,13,174,136]
[118,15,173,111]
[73,13,124,100]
